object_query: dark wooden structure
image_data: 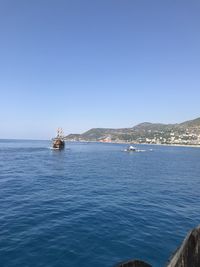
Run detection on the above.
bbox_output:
[115,225,200,267]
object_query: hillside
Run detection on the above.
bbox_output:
[65,117,200,145]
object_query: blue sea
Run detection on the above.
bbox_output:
[0,140,200,267]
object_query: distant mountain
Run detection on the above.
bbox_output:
[65,117,200,145]
[179,117,200,128]
[132,122,176,132]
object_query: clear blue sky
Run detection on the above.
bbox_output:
[0,0,200,139]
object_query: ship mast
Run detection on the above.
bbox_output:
[57,128,64,139]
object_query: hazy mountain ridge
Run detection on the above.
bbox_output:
[179,117,200,127]
[65,117,200,145]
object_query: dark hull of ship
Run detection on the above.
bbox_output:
[52,138,65,150]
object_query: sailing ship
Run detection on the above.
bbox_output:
[52,128,65,150]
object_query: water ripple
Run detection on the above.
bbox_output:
[0,140,200,267]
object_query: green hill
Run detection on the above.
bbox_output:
[65,117,200,145]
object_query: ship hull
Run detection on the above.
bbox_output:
[52,139,65,150]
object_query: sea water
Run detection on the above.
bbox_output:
[0,140,200,267]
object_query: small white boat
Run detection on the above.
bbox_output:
[124,145,137,152]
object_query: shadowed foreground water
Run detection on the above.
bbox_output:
[0,140,200,267]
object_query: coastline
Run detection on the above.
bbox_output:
[65,140,200,148]
[136,143,200,148]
